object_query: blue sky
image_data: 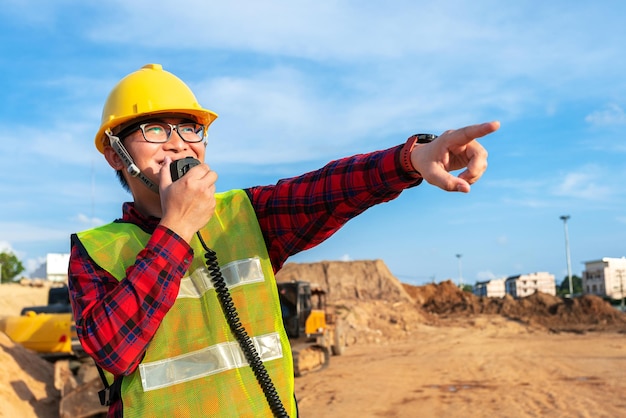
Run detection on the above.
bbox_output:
[1,1,625,286]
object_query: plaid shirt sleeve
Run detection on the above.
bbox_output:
[68,225,192,377]
[247,144,422,271]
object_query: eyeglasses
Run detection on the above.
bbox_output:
[118,120,206,143]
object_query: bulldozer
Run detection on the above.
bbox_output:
[277,280,346,377]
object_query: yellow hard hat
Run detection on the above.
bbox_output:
[94,63,218,153]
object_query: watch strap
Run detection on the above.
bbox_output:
[400,133,437,175]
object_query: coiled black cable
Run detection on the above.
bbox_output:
[196,232,289,418]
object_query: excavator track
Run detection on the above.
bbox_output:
[291,343,330,377]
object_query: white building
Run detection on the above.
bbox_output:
[582,257,626,300]
[32,253,70,282]
[474,278,506,298]
[505,272,556,298]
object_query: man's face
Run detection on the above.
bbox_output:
[122,117,207,186]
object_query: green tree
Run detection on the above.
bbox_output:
[0,251,25,283]
[557,274,582,296]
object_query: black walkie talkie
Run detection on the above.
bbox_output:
[170,157,201,181]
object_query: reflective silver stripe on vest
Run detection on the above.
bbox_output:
[139,332,283,392]
[178,257,265,298]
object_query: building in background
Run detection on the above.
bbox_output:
[505,272,556,298]
[473,278,506,298]
[31,253,70,282]
[582,257,626,300]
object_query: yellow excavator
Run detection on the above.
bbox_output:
[277,280,346,377]
[0,284,77,357]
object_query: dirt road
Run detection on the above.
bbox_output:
[294,316,626,418]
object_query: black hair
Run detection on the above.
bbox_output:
[116,169,131,193]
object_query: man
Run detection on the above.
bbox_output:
[68,63,499,417]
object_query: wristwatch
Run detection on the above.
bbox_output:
[401,133,437,175]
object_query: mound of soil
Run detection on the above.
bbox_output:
[0,331,59,418]
[403,280,626,332]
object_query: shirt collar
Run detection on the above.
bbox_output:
[121,202,161,231]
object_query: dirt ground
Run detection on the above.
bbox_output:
[2,280,626,418]
[294,316,626,418]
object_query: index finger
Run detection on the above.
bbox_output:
[452,121,500,145]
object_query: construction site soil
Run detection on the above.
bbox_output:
[1,260,625,417]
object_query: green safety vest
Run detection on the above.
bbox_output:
[75,189,296,417]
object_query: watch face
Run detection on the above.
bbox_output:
[416,133,437,143]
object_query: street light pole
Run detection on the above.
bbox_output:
[456,254,463,289]
[560,215,573,296]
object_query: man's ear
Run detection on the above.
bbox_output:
[103,145,125,170]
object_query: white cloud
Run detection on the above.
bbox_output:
[585,104,626,126]
[0,241,15,253]
[553,169,612,200]
[73,213,105,228]
[25,257,47,277]
[64,1,626,151]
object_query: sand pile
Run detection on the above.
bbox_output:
[0,331,59,418]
